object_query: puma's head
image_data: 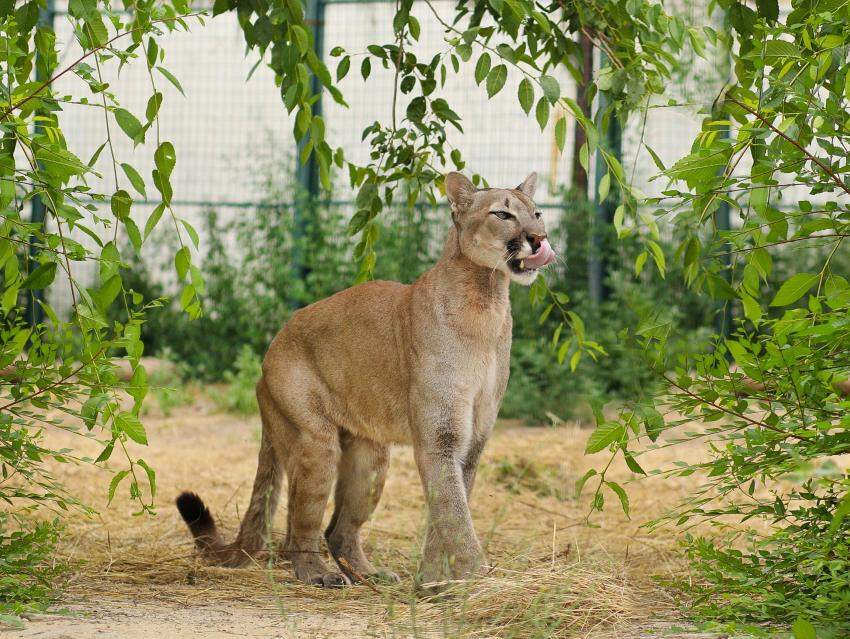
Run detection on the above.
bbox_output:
[445,171,556,285]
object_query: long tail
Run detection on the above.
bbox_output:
[175,492,233,563]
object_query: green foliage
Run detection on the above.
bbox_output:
[146,348,192,417]
[574,0,850,630]
[213,345,263,417]
[0,0,202,611]
[0,515,65,617]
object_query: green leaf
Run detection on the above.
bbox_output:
[154,142,176,178]
[530,10,551,33]
[113,108,142,141]
[406,96,426,122]
[409,15,421,40]
[95,440,115,463]
[0,179,15,211]
[99,274,122,307]
[111,189,132,220]
[180,284,195,309]
[21,261,57,290]
[83,14,108,48]
[486,64,507,98]
[87,142,106,168]
[624,451,646,475]
[121,163,146,198]
[34,146,88,180]
[517,77,534,114]
[347,210,370,237]
[770,273,819,307]
[182,219,200,250]
[156,67,185,96]
[644,145,666,171]
[605,480,630,518]
[665,147,732,184]
[151,169,172,205]
[756,0,779,22]
[585,421,624,454]
[707,274,739,299]
[145,92,163,122]
[742,293,762,322]
[136,459,156,499]
[598,172,610,202]
[361,57,371,81]
[107,470,130,505]
[175,246,191,280]
[575,469,597,499]
[77,303,108,327]
[749,247,772,279]
[535,97,549,130]
[125,218,142,256]
[792,618,817,639]
[557,339,570,364]
[475,53,491,86]
[286,0,303,23]
[829,494,850,534]
[190,265,205,295]
[554,118,566,153]
[763,40,802,64]
[116,411,147,445]
[337,55,350,82]
[539,74,560,105]
[144,203,166,239]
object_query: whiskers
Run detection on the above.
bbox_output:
[491,247,518,281]
[548,252,568,270]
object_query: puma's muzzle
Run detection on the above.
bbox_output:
[508,237,555,275]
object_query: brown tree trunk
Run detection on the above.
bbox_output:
[570,32,594,197]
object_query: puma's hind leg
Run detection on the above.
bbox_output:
[216,376,288,567]
[325,432,399,583]
[260,377,352,588]
[223,426,285,566]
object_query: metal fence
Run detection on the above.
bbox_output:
[45,0,724,320]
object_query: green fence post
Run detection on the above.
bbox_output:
[27,0,55,331]
[292,0,326,311]
[589,73,621,305]
[715,122,732,346]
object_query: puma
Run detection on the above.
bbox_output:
[176,171,555,589]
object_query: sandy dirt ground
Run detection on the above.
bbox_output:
[6,396,725,639]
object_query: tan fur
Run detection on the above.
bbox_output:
[177,172,552,590]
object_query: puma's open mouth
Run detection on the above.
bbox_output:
[509,238,555,273]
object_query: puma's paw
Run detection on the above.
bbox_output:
[308,571,352,589]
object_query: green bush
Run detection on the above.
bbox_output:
[0,515,65,621]
[211,345,264,416]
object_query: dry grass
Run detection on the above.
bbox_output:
[37,394,716,638]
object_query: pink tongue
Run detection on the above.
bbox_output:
[523,238,555,269]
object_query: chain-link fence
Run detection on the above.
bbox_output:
[45,0,726,320]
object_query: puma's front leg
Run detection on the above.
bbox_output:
[413,407,484,589]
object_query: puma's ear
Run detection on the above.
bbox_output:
[445,172,477,205]
[516,172,538,199]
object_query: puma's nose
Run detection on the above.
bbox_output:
[528,233,546,254]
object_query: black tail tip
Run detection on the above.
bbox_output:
[176,491,211,528]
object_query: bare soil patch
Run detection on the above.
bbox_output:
[12,398,719,638]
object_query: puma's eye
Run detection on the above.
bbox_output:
[535,211,542,220]
[492,210,513,221]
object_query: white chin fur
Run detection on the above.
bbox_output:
[508,268,539,286]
